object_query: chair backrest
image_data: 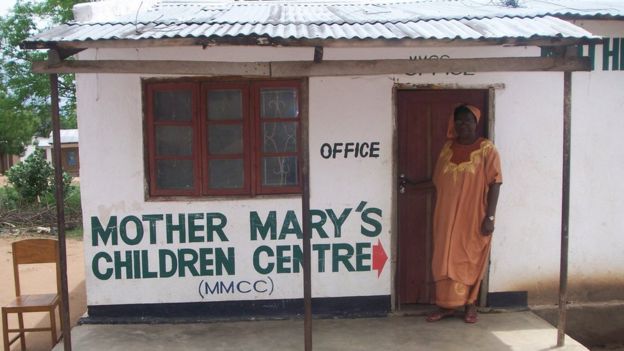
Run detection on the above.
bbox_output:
[12,239,60,297]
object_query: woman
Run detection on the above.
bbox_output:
[426,104,502,324]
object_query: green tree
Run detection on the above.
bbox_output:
[0,0,82,156]
[0,91,38,155]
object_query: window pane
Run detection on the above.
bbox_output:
[156,160,194,189]
[209,159,244,189]
[66,151,78,166]
[208,125,243,155]
[156,126,193,156]
[262,156,298,187]
[263,122,297,153]
[208,90,243,120]
[154,90,192,121]
[260,88,298,119]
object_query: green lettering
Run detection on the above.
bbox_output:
[253,245,274,274]
[159,249,177,278]
[133,250,141,278]
[216,247,235,275]
[141,250,157,278]
[119,216,143,245]
[279,210,302,240]
[292,245,303,273]
[114,251,133,279]
[166,214,186,244]
[332,243,355,272]
[188,213,205,243]
[312,244,331,273]
[361,208,382,237]
[177,248,199,277]
[355,242,371,272]
[142,214,163,244]
[91,216,118,246]
[276,245,291,273]
[92,252,113,280]
[206,213,228,242]
[310,210,329,239]
[199,247,214,275]
[326,208,352,238]
[603,37,620,71]
[250,211,277,240]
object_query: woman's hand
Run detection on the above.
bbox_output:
[481,217,495,236]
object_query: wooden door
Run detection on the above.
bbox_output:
[397,89,489,305]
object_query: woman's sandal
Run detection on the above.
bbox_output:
[464,304,478,324]
[426,309,455,322]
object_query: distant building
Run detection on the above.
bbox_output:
[0,152,19,174]
[44,129,80,176]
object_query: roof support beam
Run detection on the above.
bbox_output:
[313,46,324,63]
[31,56,591,76]
[21,36,599,51]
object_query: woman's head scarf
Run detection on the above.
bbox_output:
[446,104,482,139]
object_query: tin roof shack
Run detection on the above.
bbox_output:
[43,129,80,176]
[21,0,624,347]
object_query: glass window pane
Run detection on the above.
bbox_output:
[208,125,243,155]
[262,122,297,153]
[260,88,298,119]
[156,126,193,156]
[208,90,243,120]
[156,160,194,190]
[262,156,298,187]
[209,159,244,189]
[66,151,77,166]
[154,90,192,121]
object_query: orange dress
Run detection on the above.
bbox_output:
[431,137,503,308]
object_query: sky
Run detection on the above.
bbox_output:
[0,0,16,16]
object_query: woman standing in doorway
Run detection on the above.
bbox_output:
[425,104,502,324]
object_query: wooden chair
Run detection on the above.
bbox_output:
[2,239,62,351]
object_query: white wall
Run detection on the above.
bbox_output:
[77,21,624,307]
[77,46,393,306]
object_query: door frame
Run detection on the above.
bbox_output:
[390,83,502,311]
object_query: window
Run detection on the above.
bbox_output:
[145,80,302,197]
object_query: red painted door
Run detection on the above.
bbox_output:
[397,89,489,305]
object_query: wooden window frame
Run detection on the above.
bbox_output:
[145,79,303,197]
[146,82,201,197]
[253,80,303,195]
[202,81,252,196]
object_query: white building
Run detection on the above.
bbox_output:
[24,0,624,320]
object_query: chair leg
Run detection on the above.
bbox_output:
[17,312,25,351]
[50,306,58,345]
[2,308,9,351]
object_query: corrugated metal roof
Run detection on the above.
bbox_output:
[79,0,624,25]
[25,0,613,46]
[29,16,593,42]
[47,129,79,144]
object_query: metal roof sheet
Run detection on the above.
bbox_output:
[47,129,79,144]
[25,0,612,46]
[28,15,593,42]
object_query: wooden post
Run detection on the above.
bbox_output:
[50,73,72,351]
[301,80,312,351]
[557,70,572,347]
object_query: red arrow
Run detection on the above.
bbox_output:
[372,239,387,278]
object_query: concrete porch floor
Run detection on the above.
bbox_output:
[52,311,587,351]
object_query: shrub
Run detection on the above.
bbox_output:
[0,186,21,209]
[6,149,73,203]
[6,149,52,202]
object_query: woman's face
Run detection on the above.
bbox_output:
[454,111,477,139]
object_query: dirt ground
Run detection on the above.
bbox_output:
[1,233,86,351]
